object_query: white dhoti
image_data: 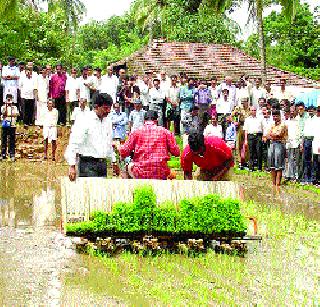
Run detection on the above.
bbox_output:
[43,126,57,142]
[35,101,48,126]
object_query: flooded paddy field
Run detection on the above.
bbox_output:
[0,161,319,305]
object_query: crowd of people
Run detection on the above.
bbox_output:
[0,56,319,189]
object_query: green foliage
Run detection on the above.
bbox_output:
[243,3,320,80]
[158,1,240,44]
[66,185,247,236]
[152,201,177,233]
[0,7,72,65]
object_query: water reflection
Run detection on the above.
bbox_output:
[0,162,65,228]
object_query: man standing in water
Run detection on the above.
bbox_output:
[65,93,114,180]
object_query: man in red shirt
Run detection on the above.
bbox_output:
[181,132,234,181]
[49,64,67,125]
[119,110,180,179]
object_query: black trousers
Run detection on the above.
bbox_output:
[22,98,35,126]
[1,126,16,158]
[217,113,230,139]
[248,133,263,171]
[303,138,313,183]
[55,96,66,125]
[313,154,320,183]
[79,156,107,177]
[262,140,270,170]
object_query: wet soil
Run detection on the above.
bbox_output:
[0,161,319,305]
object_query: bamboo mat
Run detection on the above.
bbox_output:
[61,178,240,224]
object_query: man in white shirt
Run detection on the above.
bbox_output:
[1,56,20,104]
[251,78,266,109]
[203,114,223,138]
[312,107,320,185]
[149,79,166,126]
[71,98,90,125]
[1,93,19,161]
[19,69,37,126]
[166,75,180,134]
[91,68,103,105]
[35,66,49,126]
[285,106,301,181]
[303,107,318,184]
[65,93,114,180]
[216,87,234,138]
[217,76,237,108]
[138,75,151,111]
[272,78,293,102]
[159,70,171,93]
[243,106,264,171]
[100,66,118,103]
[78,67,94,109]
[236,80,250,106]
[65,68,80,125]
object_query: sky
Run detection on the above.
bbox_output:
[81,0,319,40]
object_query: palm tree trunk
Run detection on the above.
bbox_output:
[256,0,267,83]
[148,19,153,47]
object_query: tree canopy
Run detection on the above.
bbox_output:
[244,3,320,80]
[0,0,318,80]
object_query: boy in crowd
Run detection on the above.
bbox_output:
[1,94,19,161]
[110,102,128,141]
[43,99,58,161]
[129,99,145,133]
[225,115,237,154]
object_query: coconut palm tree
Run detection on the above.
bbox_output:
[204,0,297,81]
[48,0,86,31]
[130,0,167,46]
[0,0,86,30]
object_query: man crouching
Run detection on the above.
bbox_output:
[181,132,234,181]
[118,110,180,179]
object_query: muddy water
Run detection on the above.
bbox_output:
[0,162,118,305]
[0,162,319,305]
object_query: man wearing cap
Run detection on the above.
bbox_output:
[129,99,145,132]
[181,132,234,181]
[2,56,20,104]
[118,110,180,179]
[65,93,114,180]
